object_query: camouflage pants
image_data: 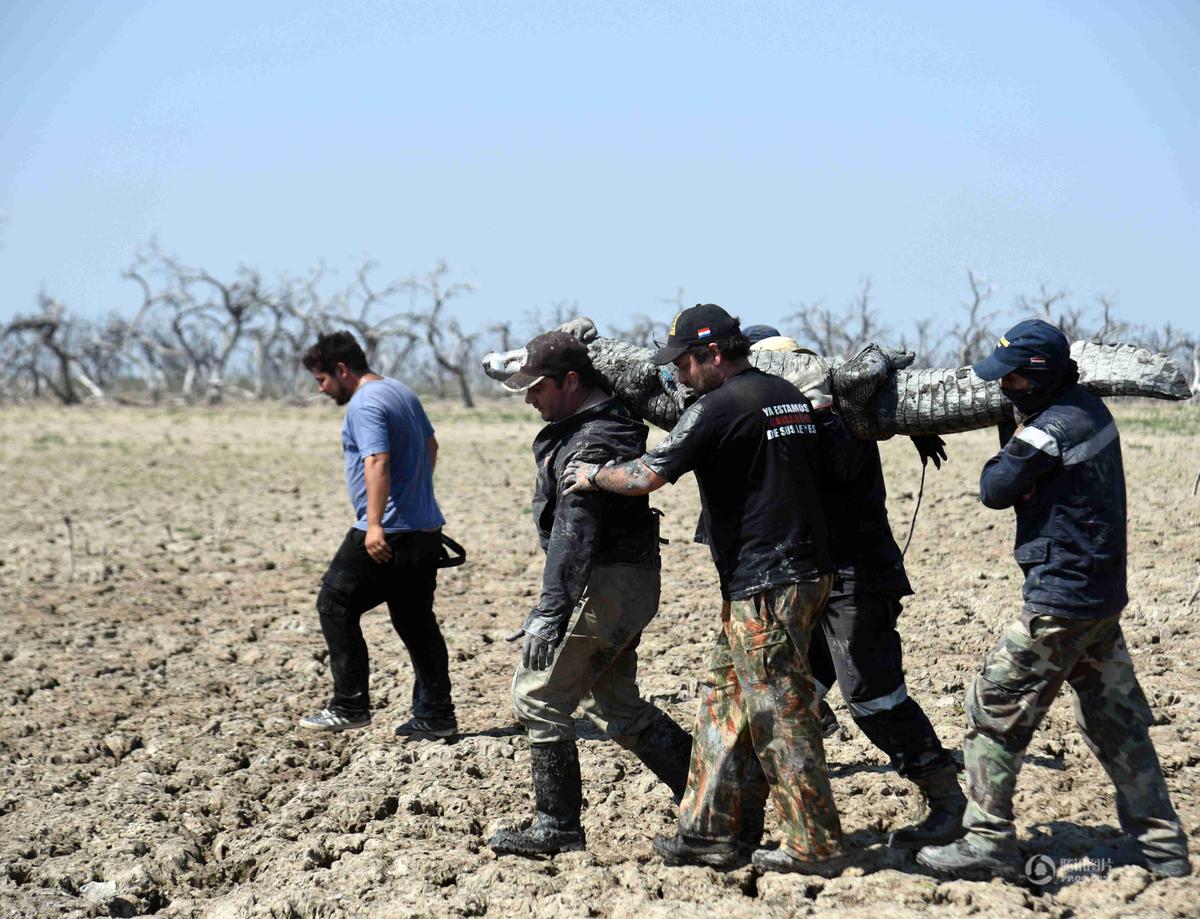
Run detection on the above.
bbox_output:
[963,610,1188,863]
[512,564,663,746]
[677,577,843,859]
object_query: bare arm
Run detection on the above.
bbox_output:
[427,435,438,472]
[562,457,667,497]
[363,452,393,562]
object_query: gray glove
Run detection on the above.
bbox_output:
[508,610,567,671]
[521,632,557,671]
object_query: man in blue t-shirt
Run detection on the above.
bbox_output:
[298,331,457,736]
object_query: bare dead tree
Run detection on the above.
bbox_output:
[523,300,578,339]
[786,278,888,361]
[898,316,947,368]
[488,320,516,352]
[660,287,689,313]
[1094,294,1129,343]
[1016,283,1085,340]
[1191,339,1200,402]
[403,260,480,408]
[611,313,668,348]
[2,295,106,403]
[318,260,410,365]
[948,270,1000,367]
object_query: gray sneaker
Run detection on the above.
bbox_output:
[299,708,371,731]
[394,715,458,739]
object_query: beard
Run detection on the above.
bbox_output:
[689,362,725,395]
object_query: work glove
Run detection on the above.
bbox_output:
[910,434,947,469]
[506,610,566,672]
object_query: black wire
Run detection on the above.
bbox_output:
[902,461,927,557]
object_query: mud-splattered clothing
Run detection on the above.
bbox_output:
[517,397,670,747]
[678,579,843,859]
[980,384,1127,619]
[963,610,1187,864]
[512,564,662,744]
[526,397,659,640]
[641,367,832,600]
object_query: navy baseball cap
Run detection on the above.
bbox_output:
[743,324,782,345]
[651,304,741,365]
[972,319,1071,381]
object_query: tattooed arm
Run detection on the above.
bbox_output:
[562,457,667,496]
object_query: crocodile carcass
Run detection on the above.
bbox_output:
[482,319,1192,438]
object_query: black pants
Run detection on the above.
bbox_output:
[808,591,951,779]
[316,528,453,719]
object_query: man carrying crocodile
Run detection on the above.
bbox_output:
[918,319,1190,881]
[750,333,966,850]
[564,304,847,875]
[489,331,693,857]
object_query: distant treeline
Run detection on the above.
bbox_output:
[3,246,1197,406]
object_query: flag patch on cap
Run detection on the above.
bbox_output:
[1029,356,1046,364]
[697,327,712,338]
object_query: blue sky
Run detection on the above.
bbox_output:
[1,0,1197,339]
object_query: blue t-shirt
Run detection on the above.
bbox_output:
[342,378,445,532]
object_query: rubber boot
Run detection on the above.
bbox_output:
[489,740,586,856]
[888,763,967,849]
[818,699,841,739]
[630,711,693,803]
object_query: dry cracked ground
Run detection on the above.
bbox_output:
[0,399,1197,918]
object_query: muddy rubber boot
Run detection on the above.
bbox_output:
[489,740,586,856]
[888,763,967,849]
[818,699,841,739]
[630,711,693,803]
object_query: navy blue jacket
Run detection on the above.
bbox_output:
[979,385,1127,619]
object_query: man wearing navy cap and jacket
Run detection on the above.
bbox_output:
[918,319,1190,881]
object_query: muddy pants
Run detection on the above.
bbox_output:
[512,564,663,746]
[809,592,954,778]
[316,528,454,720]
[678,577,843,860]
[963,610,1188,864]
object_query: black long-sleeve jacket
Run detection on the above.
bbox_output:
[522,397,659,640]
[817,411,913,599]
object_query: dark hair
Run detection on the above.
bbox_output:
[549,365,611,394]
[302,331,369,375]
[686,333,751,364]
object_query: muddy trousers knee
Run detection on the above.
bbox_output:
[511,564,690,799]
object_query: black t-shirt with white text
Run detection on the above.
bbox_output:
[641,367,832,600]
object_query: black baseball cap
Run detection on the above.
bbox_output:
[972,319,1071,381]
[502,331,594,392]
[650,304,742,365]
